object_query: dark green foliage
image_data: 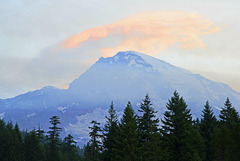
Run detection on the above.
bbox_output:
[102,102,120,161]
[0,119,10,161]
[47,116,62,143]
[193,118,200,130]
[200,101,217,161]
[0,117,82,161]
[47,116,62,161]
[138,94,159,141]
[24,130,46,161]
[63,134,76,147]
[11,123,25,161]
[161,91,205,161]
[114,101,140,161]
[0,121,25,161]
[61,134,79,161]
[85,120,102,161]
[212,98,240,161]
[219,98,239,129]
[230,123,240,161]
[36,126,45,143]
[212,126,232,161]
[138,94,161,161]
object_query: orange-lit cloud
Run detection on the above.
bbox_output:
[61,84,69,89]
[62,11,221,57]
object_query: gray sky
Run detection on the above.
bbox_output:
[0,0,240,98]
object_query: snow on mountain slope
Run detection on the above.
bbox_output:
[0,50,240,145]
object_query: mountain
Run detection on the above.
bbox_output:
[1,51,240,145]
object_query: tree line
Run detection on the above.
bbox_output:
[85,91,240,161]
[0,115,83,161]
[1,91,240,161]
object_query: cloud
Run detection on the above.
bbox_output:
[62,11,220,57]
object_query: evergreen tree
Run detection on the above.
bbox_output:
[230,122,240,161]
[36,125,45,143]
[138,94,159,142]
[85,120,102,161]
[114,101,140,161]
[5,121,14,161]
[47,116,62,161]
[213,98,240,161]
[161,91,205,161]
[212,126,232,161]
[10,123,25,161]
[24,130,46,161]
[193,118,200,130]
[0,119,10,161]
[219,98,239,129]
[62,134,79,161]
[200,101,217,161]
[138,94,161,161]
[102,101,119,161]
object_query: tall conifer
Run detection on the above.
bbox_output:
[0,119,10,161]
[115,101,140,161]
[138,94,161,161]
[102,102,119,161]
[213,98,240,161]
[47,116,62,161]
[200,101,217,161]
[62,134,79,161]
[85,120,102,161]
[24,130,46,161]
[161,91,205,161]
[219,98,239,129]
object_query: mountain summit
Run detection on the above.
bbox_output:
[1,51,240,145]
[98,51,154,68]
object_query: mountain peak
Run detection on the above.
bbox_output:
[97,51,153,69]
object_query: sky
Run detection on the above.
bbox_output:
[0,0,240,99]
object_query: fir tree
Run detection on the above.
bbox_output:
[230,122,240,161]
[138,94,159,141]
[36,125,45,143]
[114,101,140,161]
[200,101,217,161]
[63,134,76,147]
[161,91,205,161]
[47,116,62,161]
[102,101,119,161]
[212,126,232,161]
[219,98,239,129]
[24,130,46,161]
[85,120,102,161]
[193,117,200,130]
[138,94,161,161]
[214,98,240,161]
[0,119,10,161]
[11,123,25,161]
[5,121,14,161]
[62,134,79,161]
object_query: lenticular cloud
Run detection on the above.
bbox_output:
[62,11,221,57]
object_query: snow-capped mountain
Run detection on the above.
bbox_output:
[1,51,240,145]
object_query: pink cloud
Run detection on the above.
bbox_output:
[62,11,221,57]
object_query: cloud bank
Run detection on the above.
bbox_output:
[62,11,220,57]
